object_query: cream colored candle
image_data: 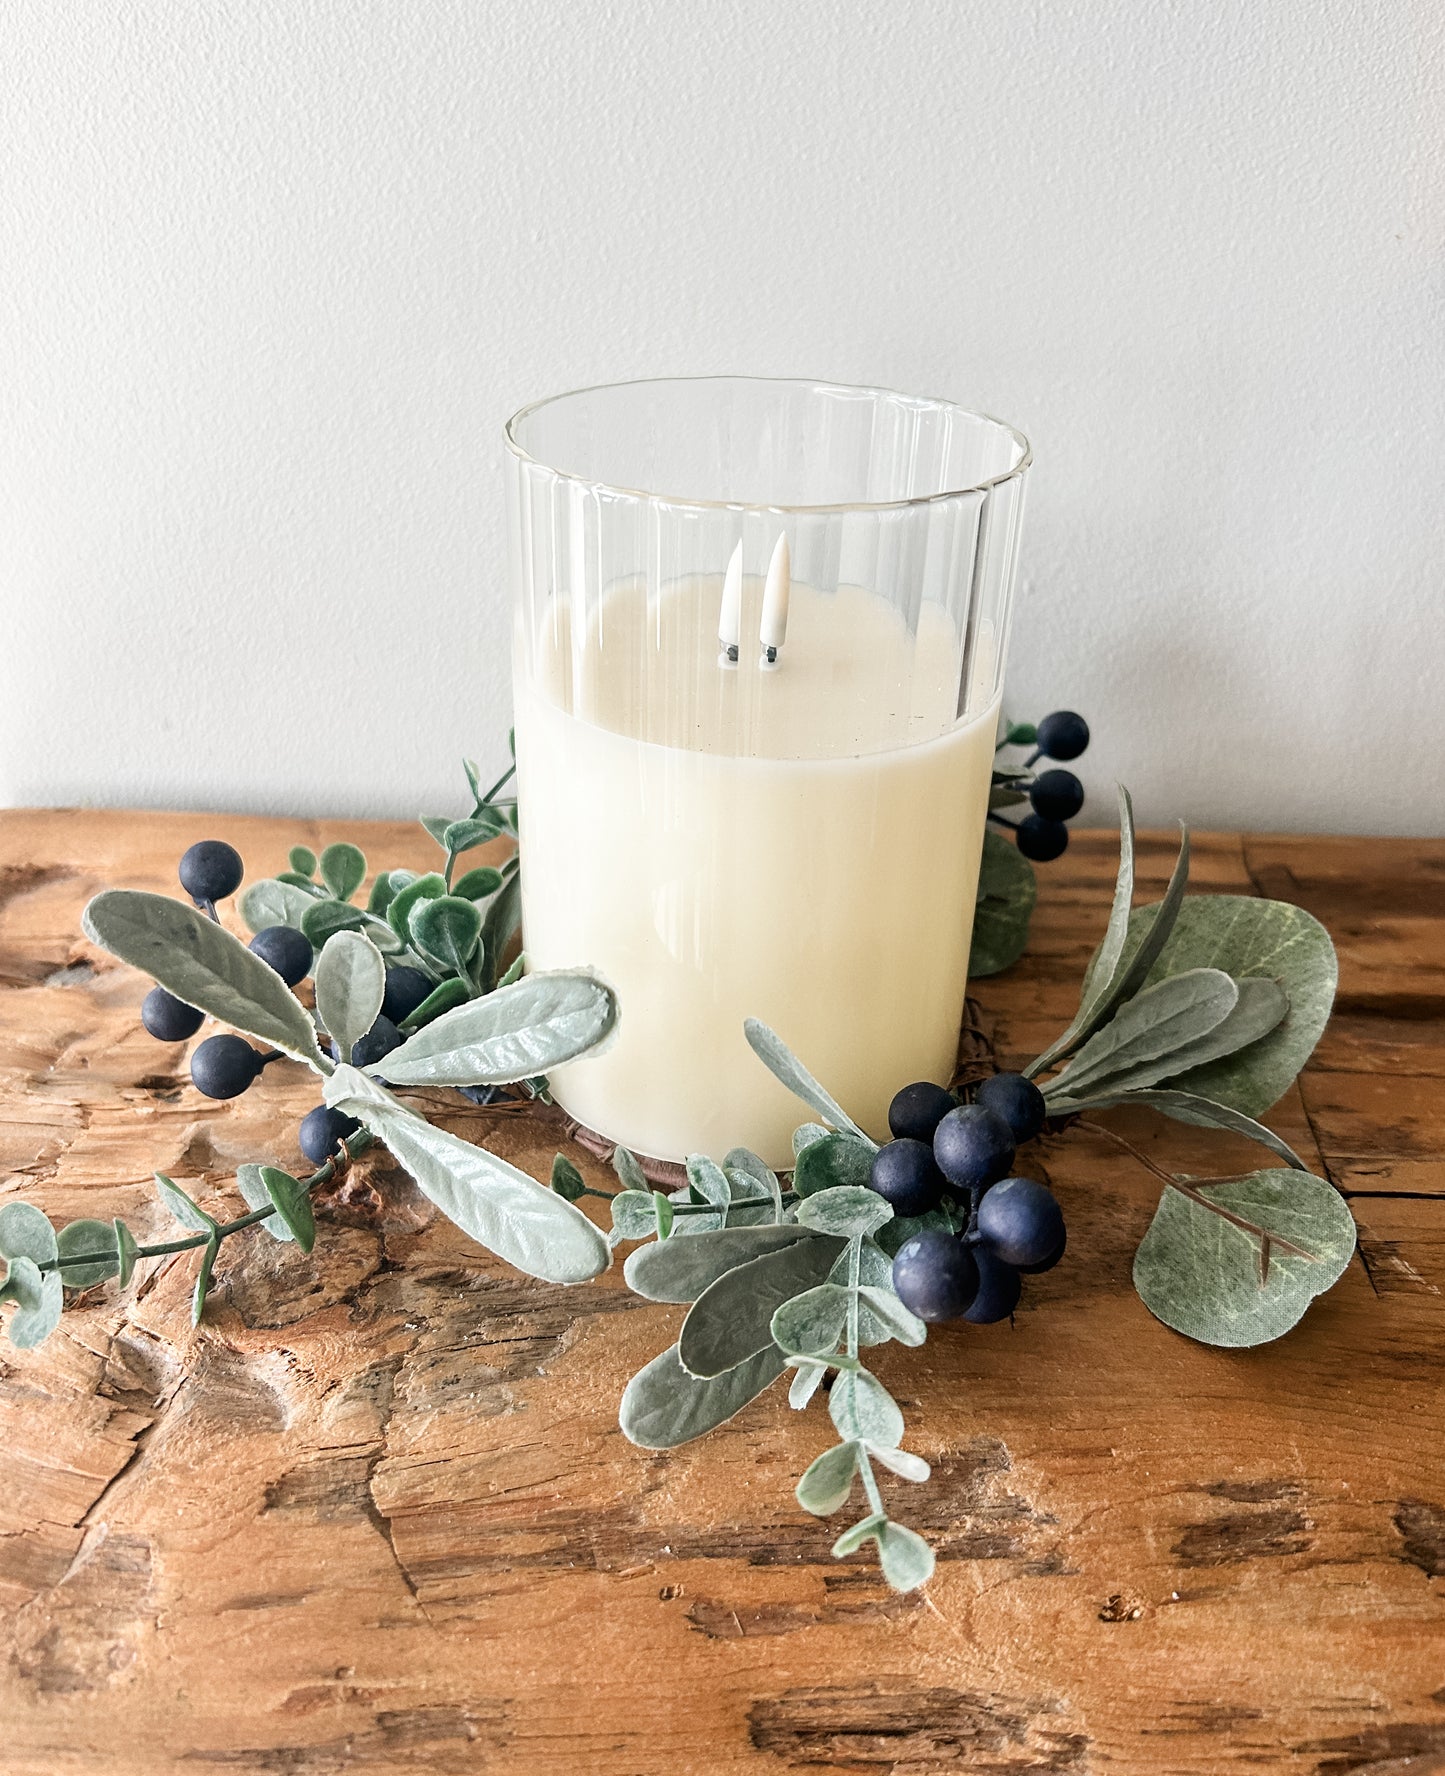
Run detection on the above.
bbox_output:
[513,570,998,1169]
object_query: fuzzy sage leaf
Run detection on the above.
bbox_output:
[375,971,617,1087]
[314,930,387,1065]
[744,1019,875,1146]
[1045,967,1240,1101]
[677,1236,845,1379]
[619,1343,786,1449]
[623,1225,817,1303]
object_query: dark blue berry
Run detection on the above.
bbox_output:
[190,1033,264,1099]
[248,925,313,987]
[887,1080,956,1143]
[381,965,434,1025]
[1036,710,1089,761]
[933,1104,1015,1193]
[869,1139,945,1217]
[141,985,204,1042]
[962,1245,1022,1323]
[299,1104,361,1166]
[977,1177,1065,1268]
[974,1072,1047,1144]
[1017,1226,1067,1274]
[329,1015,404,1070]
[891,1230,979,1323]
[178,840,244,904]
[1029,768,1084,823]
[1016,814,1069,862]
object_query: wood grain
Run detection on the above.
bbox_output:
[0,808,1442,1776]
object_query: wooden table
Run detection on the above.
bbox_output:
[1,809,1442,1776]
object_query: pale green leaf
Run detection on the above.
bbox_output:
[240,878,321,933]
[56,1219,119,1287]
[869,1443,930,1482]
[770,1282,851,1358]
[1046,967,1239,1100]
[795,1185,893,1239]
[744,1020,874,1145]
[788,1360,828,1409]
[856,1285,927,1347]
[796,1440,862,1515]
[623,1225,817,1303]
[792,1123,831,1157]
[314,930,387,1065]
[238,1163,295,1243]
[792,1134,875,1198]
[829,1367,904,1449]
[875,1519,936,1591]
[0,1202,58,1265]
[376,971,616,1086]
[678,1236,845,1379]
[619,1343,786,1449]
[155,1173,217,1234]
[3,1256,62,1348]
[831,1512,887,1556]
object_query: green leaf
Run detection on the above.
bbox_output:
[744,1020,875,1146]
[788,1361,828,1409]
[2,1256,62,1348]
[192,1236,220,1326]
[410,895,483,976]
[619,1342,786,1449]
[623,1225,818,1303]
[83,890,327,1069]
[1074,1089,1310,1170]
[1091,894,1338,1116]
[323,1065,610,1284]
[678,1236,846,1379]
[463,758,484,801]
[795,1185,893,1239]
[377,971,617,1086]
[969,829,1038,978]
[609,1190,661,1243]
[420,815,453,849]
[288,846,317,878]
[367,871,401,917]
[831,1512,887,1556]
[444,816,504,856]
[792,1134,875,1198]
[869,1443,930,1481]
[1045,967,1240,1101]
[398,978,469,1030]
[770,1282,851,1358]
[277,870,328,892]
[988,784,1028,811]
[829,1367,904,1449]
[314,930,387,1065]
[155,1173,217,1234]
[0,1202,58,1265]
[796,1440,862,1515]
[55,1219,119,1287]
[497,953,525,989]
[319,843,366,902]
[1048,977,1289,1103]
[855,1285,927,1347]
[686,1154,731,1213]
[727,1160,782,1222]
[114,1219,140,1286]
[1133,1169,1356,1347]
[238,1163,294,1242]
[875,1519,936,1592]
[550,1154,587,1202]
[612,1146,648,1192]
[300,898,367,946]
[452,866,505,902]
[259,1167,316,1252]
[240,878,321,934]
[1003,720,1037,745]
[793,1122,831,1158]
[386,873,447,946]
[479,871,522,991]
[652,1191,674,1240]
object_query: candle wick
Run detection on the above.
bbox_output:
[718,539,743,671]
[759,532,790,672]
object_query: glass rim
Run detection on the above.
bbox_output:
[503,374,1032,514]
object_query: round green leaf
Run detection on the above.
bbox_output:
[319,842,367,902]
[56,1219,119,1287]
[409,895,483,975]
[0,1202,58,1265]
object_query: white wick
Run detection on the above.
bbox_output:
[759,532,790,670]
[718,539,743,669]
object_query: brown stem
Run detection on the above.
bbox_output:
[1073,1117,1315,1275]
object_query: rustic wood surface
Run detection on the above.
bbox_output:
[0,807,1442,1776]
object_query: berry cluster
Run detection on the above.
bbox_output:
[875,1072,1065,1325]
[139,839,433,1166]
[996,708,1090,863]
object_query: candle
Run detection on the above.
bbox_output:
[506,378,1029,1170]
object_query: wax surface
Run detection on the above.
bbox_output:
[514,574,999,1167]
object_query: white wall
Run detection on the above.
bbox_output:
[3,1,1442,835]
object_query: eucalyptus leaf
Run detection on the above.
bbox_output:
[0,1202,58,1265]
[744,1019,874,1145]
[387,874,447,946]
[452,866,505,902]
[829,1367,904,1449]
[83,891,327,1068]
[793,1123,831,1158]
[114,1220,139,1286]
[686,1154,732,1212]
[795,1186,894,1239]
[56,1219,119,1287]
[652,1191,674,1240]
[612,1146,648,1192]
[610,1190,660,1242]
[192,1236,220,1326]
[259,1167,316,1251]
[969,829,1038,978]
[1092,894,1337,1115]
[376,971,617,1086]
[550,1154,587,1202]
[1045,968,1240,1101]
[314,930,387,1065]
[796,1440,862,1516]
[238,1162,294,1242]
[288,845,317,878]
[793,1134,875,1198]
[789,1360,827,1409]
[240,878,321,934]
[156,1173,217,1234]
[3,1256,62,1348]
[875,1519,936,1592]
[1106,1089,1309,1170]
[728,1164,783,1223]
[410,895,483,976]
[319,843,366,902]
[1134,1168,1356,1347]
[855,1286,927,1347]
[623,1225,817,1303]
[678,1236,846,1378]
[770,1282,851,1358]
[831,1512,888,1557]
[869,1443,930,1482]
[619,1342,786,1449]
[323,1065,610,1283]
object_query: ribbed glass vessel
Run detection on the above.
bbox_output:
[506,376,1030,1166]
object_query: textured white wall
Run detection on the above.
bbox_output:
[3,1,1442,834]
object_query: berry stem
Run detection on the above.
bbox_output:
[38,1132,376,1275]
[1023,748,1042,768]
[987,813,1019,831]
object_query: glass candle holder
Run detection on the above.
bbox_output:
[506,376,1030,1167]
